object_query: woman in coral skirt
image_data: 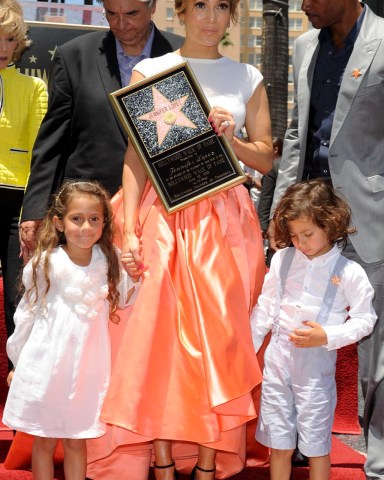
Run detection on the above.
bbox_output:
[100,0,273,477]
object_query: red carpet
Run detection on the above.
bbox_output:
[0,278,365,478]
[0,435,367,479]
[0,434,367,479]
[333,342,360,434]
[0,283,7,382]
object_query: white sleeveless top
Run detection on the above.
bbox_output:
[134,53,263,137]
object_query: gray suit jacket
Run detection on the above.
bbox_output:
[273,5,384,263]
[21,27,183,221]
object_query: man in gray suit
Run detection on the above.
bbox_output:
[270,1,384,478]
[19,0,183,260]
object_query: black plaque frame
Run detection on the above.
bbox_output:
[109,61,245,213]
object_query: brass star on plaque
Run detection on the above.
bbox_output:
[351,68,362,79]
[138,87,197,146]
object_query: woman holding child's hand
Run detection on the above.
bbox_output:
[101,0,273,477]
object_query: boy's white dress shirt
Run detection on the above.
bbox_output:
[251,245,376,456]
[251,245,377,352]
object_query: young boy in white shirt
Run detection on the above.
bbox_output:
[251,179,376,480]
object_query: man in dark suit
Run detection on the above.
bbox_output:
[19,0,183,258]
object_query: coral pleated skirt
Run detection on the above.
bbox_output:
[97,182,266,474]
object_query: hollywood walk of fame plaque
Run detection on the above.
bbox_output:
[109,61,245,213]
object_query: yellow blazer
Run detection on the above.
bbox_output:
[0,65,47,189]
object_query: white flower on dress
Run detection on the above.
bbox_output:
[65,286,84,301]
[99,285,109,299]
[55,250,109,320]
[83,291,99,305]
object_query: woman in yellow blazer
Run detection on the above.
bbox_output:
[0,0,47,351]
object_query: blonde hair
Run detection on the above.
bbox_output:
[175,0,240,24]
[27,181,122,323]
[0,0,31,62]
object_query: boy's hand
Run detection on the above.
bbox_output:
[290,321,328,348]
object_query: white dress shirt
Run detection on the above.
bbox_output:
[251,245,377,352]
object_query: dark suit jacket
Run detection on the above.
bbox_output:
[21,26,183,221]
[257,157,280,233]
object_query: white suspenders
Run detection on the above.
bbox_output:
[273,247,348,329]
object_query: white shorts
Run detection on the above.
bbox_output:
[256,331,337,457]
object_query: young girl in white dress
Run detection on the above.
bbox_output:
[2,180,139,480]
[251,179,377,480]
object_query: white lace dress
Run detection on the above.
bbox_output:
[2,245,136,439]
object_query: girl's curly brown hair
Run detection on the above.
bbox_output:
[273,179,356,249]
[27,180,122,323]
[0,0,31,63]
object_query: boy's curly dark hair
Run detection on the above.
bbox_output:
[273,179,356,249]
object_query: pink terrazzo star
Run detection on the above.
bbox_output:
[138,87,197,146]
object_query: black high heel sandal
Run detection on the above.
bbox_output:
[154,461,179,480]
[190,465,216,480]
